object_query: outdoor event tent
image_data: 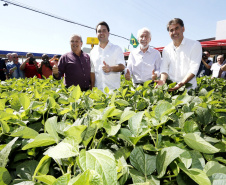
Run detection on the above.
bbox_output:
[124,39,226,58]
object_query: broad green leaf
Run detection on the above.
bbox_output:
[184,133,220,154]
[189,150,205,170]
[69,85,81,101]
[115,99,130,106]
[114,147,131,160]
[103,121,121,136]
[0,99,6,111]
[44,136,79,159]
[130,146,156,176]
[128,111,144,136]
[176,173,199,185]
[143,80,152,88]
[153,101,175,122]
[117,156,129,185]
[52,173,70,185]
[64,125,87,143]
[22,133,56,150]
[0,167,11,185]
[203,161,226,177]
[45,116,60,143]
[195,107,212,125]
[102,106,115,120]
[178,163,211,185]
[119,107,136,124]
[211,173,226,185]
[69,169,103,185]
[79,149,117,185]
[16,160,38,180]
[157,146,184,178]
[33,155,51,179]
[129,129,151,145]
[184,120,199,133]
[110,92,116,106]
[10,95,21,111]
[0,120,10,133]
[82,124,97,147]
[130,169,160,184]
[35,175,56,185]
[46,97,56,109]
[179,150,192,169]
[10,126,38,139]
[20,94,30,110]
[174,94,192,106]
[0,137,18,167]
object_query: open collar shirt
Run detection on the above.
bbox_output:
[6,62,25,79]
[160,37,202,89]
[90,42,125,92]
[211,61,226,79]
[127,46,162,83]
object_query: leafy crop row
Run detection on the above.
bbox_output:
[0,76,226,185]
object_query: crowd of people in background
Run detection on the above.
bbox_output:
[0,18,226,92]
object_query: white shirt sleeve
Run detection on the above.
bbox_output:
[188,42,202,75]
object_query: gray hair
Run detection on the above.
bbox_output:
[137,27,152,39]
[71,34,83,42]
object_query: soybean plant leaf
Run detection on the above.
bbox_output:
[157,146,184,178]
[184,120,199,133]
[46,97,56,109]
[22,133,56,150]
[203,161,226,177]
[114,147,131,160]
[119,107,136,124]
[44,136,79,159]
[153,101,175,122]
[176,173,198,185]
[130,169,160,184]
[128,111,144,136]
[174,94,192,106]
[117,156,129,185]
[179,150,192,169]
[0,137,18,167]
[102,106,115,120]
[82,124,97,147]
[195,107,212,125]
[130,146,156,176]
[0,99,6,111]
[69,85,81,101]
[211,173,226,185]
[10,126,38,139]
[69,169,103,185]
[52,173,70,185]
[0,167,11,185]
[0,120,10,133]
[79,149,117,185]
[178,163,211,185]
[20,94,30,110]
[129,129,151,145]
[10,96,21,111]
[64,125,87,144]
[184,133,220,154]
[16,160,38,180]
[33,155,51,178]
[35,175,56,185]
[189,150,205,170]
[115,99,130,106]
[45,116,60,143]
[103,121,121,136]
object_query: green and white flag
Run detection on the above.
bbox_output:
[130,33,139,48]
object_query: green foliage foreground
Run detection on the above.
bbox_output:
[0,75,226,185]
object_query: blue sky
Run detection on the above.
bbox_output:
[0,0,225,55]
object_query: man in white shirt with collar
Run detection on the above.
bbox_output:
[155,18,202,91]
[90,21,125,92]
[125,27,162,85]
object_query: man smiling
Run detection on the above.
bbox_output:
[125,27,162,85]
[90,21,125,92]
[53,34,95,90]
[155,18,202,91]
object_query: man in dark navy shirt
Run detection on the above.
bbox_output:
[53,34,95,90]
[0,58,7,81]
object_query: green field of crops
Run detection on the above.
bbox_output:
[0,76,226,185]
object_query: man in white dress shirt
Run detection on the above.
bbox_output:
[125,27,162,85]
[155,18,202,91]
[90,21,125,92]
[211,55,226,79]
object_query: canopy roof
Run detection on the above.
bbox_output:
[124,39,226,56]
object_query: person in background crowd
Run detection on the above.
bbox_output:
[20,53,40,78]
[50,55,61,66]
[6,53,25,79]
[6,53,12,64]
[38,54,55,78]
[90,21,125,92]
[219,63,226,77]
[0,58,7,81]
[125,27,161,85]
[155,18,202,91]
[53,34,95,90]
[197,50,212,77]
[211,55,226,79]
